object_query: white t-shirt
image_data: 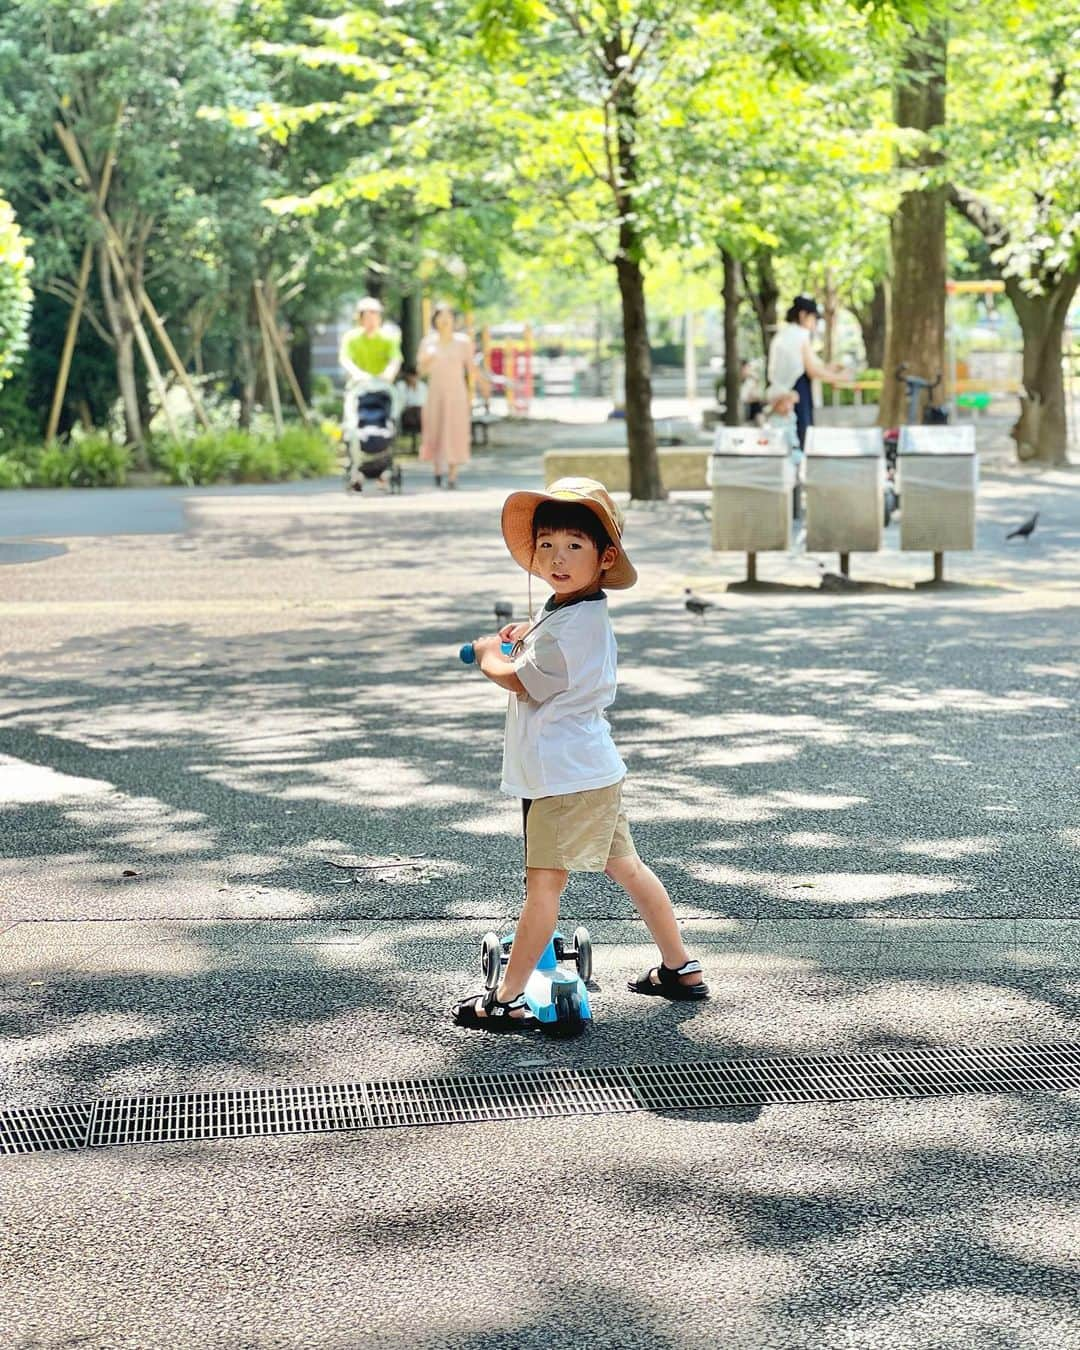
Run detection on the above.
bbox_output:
[501,594,626,800]
[767,322,809,394]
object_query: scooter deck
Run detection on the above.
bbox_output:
[508,930,592,1026]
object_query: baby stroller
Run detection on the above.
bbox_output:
[342,378,403,493]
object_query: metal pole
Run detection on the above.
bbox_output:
[685,309,697,409]
[747,552,757,583]
[839,552,850,577]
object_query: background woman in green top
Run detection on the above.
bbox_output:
[338,297,403,386]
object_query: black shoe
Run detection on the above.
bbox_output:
[434,474,442,488]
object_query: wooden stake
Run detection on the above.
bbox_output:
[254,282,283,436]
[102,231,178,439]
[55,122,180,439]
[137,284,212,430]
[46,241,93,445]
[253,280,312,423]
[46,141,118,443]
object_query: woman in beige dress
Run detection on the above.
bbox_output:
[417,303,474,488]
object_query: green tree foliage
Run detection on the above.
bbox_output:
[0,0,383,441]
[265,0,937,496]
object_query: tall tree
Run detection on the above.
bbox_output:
[880,17,948,427]
[946,2,1080,464]
[0,0,277,443]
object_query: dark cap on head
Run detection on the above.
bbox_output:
[786,294,820,322]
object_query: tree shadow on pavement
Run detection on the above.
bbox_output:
[1,476,1078,1107]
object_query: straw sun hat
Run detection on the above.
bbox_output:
[500,477,637,590]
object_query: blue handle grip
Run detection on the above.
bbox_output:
[460,641,514,665]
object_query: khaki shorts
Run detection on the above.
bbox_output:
[524,780,638,872]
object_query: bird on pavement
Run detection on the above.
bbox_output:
[494,600,513,623]
[817,563,859,592]
[684,588,715,618]
[1006,511,1039,541]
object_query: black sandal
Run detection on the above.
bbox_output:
[628,959,709,1001]
[451,989,538,1032]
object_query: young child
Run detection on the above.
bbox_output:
[765,386,804,519]
[452,477,708,1031]
[764,385,800,453]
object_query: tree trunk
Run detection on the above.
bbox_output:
[290,328,312,404]
[722,248,741,426]
[399,293,422,372]
[98,243,142,446]
[1007,274,1078,464]
[947,185,1077,465]
[616,253,662,499]
[855,280,887,369]
[880,21,948,428]
[610,64,662,500]
[822,267,838,364]
[237,321,256,431]
[748,249,779,363]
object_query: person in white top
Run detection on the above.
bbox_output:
[767,295,849,450]
[452,477,709,1031]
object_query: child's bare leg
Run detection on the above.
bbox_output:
[476,866,567,1018]
[605,854,703,987]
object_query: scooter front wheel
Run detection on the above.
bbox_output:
[480,931,502,990]
[572,926,593,984]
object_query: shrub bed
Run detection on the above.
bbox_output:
[0,426,338,489]
[154,426,337,485]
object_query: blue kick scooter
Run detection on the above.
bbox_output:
[480,929,593,1038]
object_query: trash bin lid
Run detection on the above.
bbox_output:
[897,425,976,455]
[805,428,882,457]
[712,427,789,456]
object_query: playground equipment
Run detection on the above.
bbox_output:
[946,279,1021,410]
[482,326,534,415]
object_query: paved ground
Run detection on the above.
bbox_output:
[1,442,1078,1348]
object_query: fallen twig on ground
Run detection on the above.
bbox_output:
[323,857,428,872]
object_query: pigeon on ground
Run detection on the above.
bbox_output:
[494,600,513,623]
[1006,511,1039,541]
[817,563,859,592]
[684,588,715,618]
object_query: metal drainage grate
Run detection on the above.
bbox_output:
[623,1040,1080,1111]
[0,1102,94,1155]
[364,1063,640,1128]
[3,1042,1077,1155]
[89,1082,370,1150]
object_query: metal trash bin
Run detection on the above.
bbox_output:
[708,427,792,572]
[898,425,977,558]
[804,427,883,564]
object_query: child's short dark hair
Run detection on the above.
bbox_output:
[532,500,613,556]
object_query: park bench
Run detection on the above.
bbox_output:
[471,398,500,447]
